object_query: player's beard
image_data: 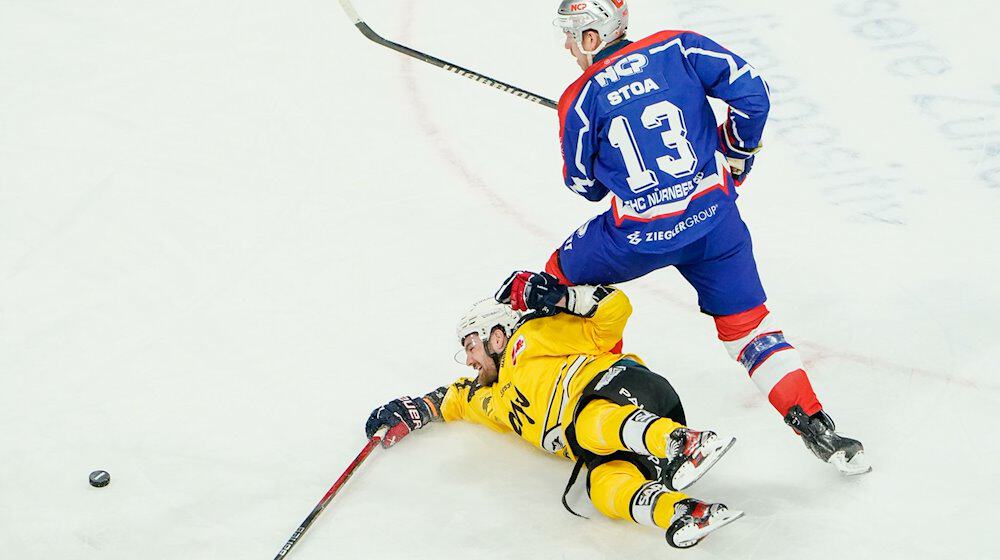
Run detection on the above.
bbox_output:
[476,353,501,386]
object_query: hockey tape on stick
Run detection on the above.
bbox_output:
[336,0,558,110]
[337,0,361,24]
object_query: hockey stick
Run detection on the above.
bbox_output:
[336,0,558,110]
[272,430,386,559]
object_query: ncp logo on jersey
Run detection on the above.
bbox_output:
[595,53,649,87]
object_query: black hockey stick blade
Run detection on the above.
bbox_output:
[337,0,558,110]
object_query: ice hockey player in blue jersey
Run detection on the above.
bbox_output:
[546,0,870,475]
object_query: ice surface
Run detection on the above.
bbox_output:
[2,1,998,558]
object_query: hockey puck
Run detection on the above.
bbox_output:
[89,470,111,488]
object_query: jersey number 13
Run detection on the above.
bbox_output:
[608,100,698,193]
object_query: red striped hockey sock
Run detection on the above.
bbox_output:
[714,305,822,417]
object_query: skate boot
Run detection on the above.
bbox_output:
[665,498,744,549]
[784,405,871,475]
[662,428,736,491]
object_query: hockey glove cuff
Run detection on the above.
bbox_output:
[719,121,762,187]
[563,285,616,317]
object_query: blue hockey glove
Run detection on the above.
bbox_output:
[364,389,445,448]
[495,271,568,316]
[719,121,762,187]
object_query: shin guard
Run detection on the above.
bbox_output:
[575,399,682,457]
[589,460,685,529]
[716,306,822,416]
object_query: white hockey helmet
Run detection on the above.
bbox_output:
[554,0,629,55]
[456,298,523,346]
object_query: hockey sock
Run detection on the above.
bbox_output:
[715,305,823,416]
[589,460,686,529]
[576,399,683,457]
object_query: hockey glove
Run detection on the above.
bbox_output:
[495,271,568,316]
[719,120,762,187]
[364,388,446,448]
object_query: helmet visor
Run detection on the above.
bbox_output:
[454,333,482,365]
[553,12,599,37]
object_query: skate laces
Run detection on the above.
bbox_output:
[685,431,711,456]
[786,406,835,437]
[671,500,694,523]
[666,429,688,461]
[669,429,715,461]
[812,410,836,431]
[672,499,714,524]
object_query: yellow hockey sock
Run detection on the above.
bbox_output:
[575,399,684,457]
[589,460,686,529]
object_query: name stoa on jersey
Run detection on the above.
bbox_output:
[596,54,663,106]
[558,30,771,253]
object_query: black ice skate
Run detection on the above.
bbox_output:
[662,428,736,491]
[784,405,871,475]
[665,498,744,549]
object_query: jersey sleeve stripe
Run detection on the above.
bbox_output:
[572,81,593,176]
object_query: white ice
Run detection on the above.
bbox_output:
[2,1,998,559]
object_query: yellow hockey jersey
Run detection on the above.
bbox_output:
[440,289,643,461]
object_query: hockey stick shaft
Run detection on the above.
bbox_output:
[337,0,558,110]
[273,433,384,559]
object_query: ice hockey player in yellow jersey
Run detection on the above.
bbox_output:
[364,271,743,549]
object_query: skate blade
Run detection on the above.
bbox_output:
[829,450,872,476]
[671,509,745,548]
[672,436,737,491]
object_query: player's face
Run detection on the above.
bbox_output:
[564,32,592,71]
[463,334,499,385]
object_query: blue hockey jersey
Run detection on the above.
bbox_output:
[558,30,770,253]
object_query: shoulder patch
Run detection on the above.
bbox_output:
[511,335,527,366]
